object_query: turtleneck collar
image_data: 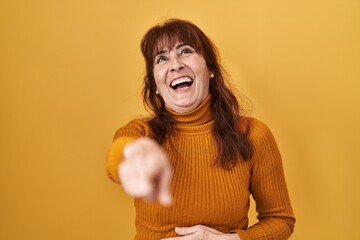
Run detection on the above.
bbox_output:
[167,95,214,134]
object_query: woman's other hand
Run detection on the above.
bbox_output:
[118,137,172,205]
[161,225,240,240]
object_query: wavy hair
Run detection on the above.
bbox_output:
[140,19,253,169]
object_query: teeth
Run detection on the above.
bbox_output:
[171,77,192,87]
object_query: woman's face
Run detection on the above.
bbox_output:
[153,42,211,113]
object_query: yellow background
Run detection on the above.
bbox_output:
[1,0,359,239]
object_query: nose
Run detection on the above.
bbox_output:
[170,55,184,72]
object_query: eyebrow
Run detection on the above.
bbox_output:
[154,43,190,58]
[175,43,188,49]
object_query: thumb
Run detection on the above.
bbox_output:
[175,226,197,235]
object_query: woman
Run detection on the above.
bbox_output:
[107,19,295,240]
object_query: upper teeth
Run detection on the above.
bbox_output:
[171,77,192,87]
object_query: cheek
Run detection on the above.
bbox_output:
[202,79,211,92]
[198,65,211,91]
[193,57,210,78]
[153,68,166,85]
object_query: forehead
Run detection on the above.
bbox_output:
[151,33,200,57]
[153,35,182,54]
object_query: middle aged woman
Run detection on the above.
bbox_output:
[106,19,295,240]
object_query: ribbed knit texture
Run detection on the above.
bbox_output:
[106,96,295,240]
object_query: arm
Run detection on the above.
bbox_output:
[106,119,150,183]
[106,119,172,205]
[236,119,295,240]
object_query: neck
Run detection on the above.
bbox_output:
[166,95,214,132]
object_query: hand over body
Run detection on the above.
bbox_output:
[161,225,240,240]
[118,138,240,239]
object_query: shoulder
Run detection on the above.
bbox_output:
[113,118,153,140]
[246,118,282,162]
[247,117,278,148]
[249,117,272,136]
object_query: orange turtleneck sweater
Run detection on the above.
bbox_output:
[106,96,295,240]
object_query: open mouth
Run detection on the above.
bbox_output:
[170,77,194,90]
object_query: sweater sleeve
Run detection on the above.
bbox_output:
[106,119,152,183]
[236,119,295,240]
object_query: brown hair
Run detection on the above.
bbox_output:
[140,19,253,169]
